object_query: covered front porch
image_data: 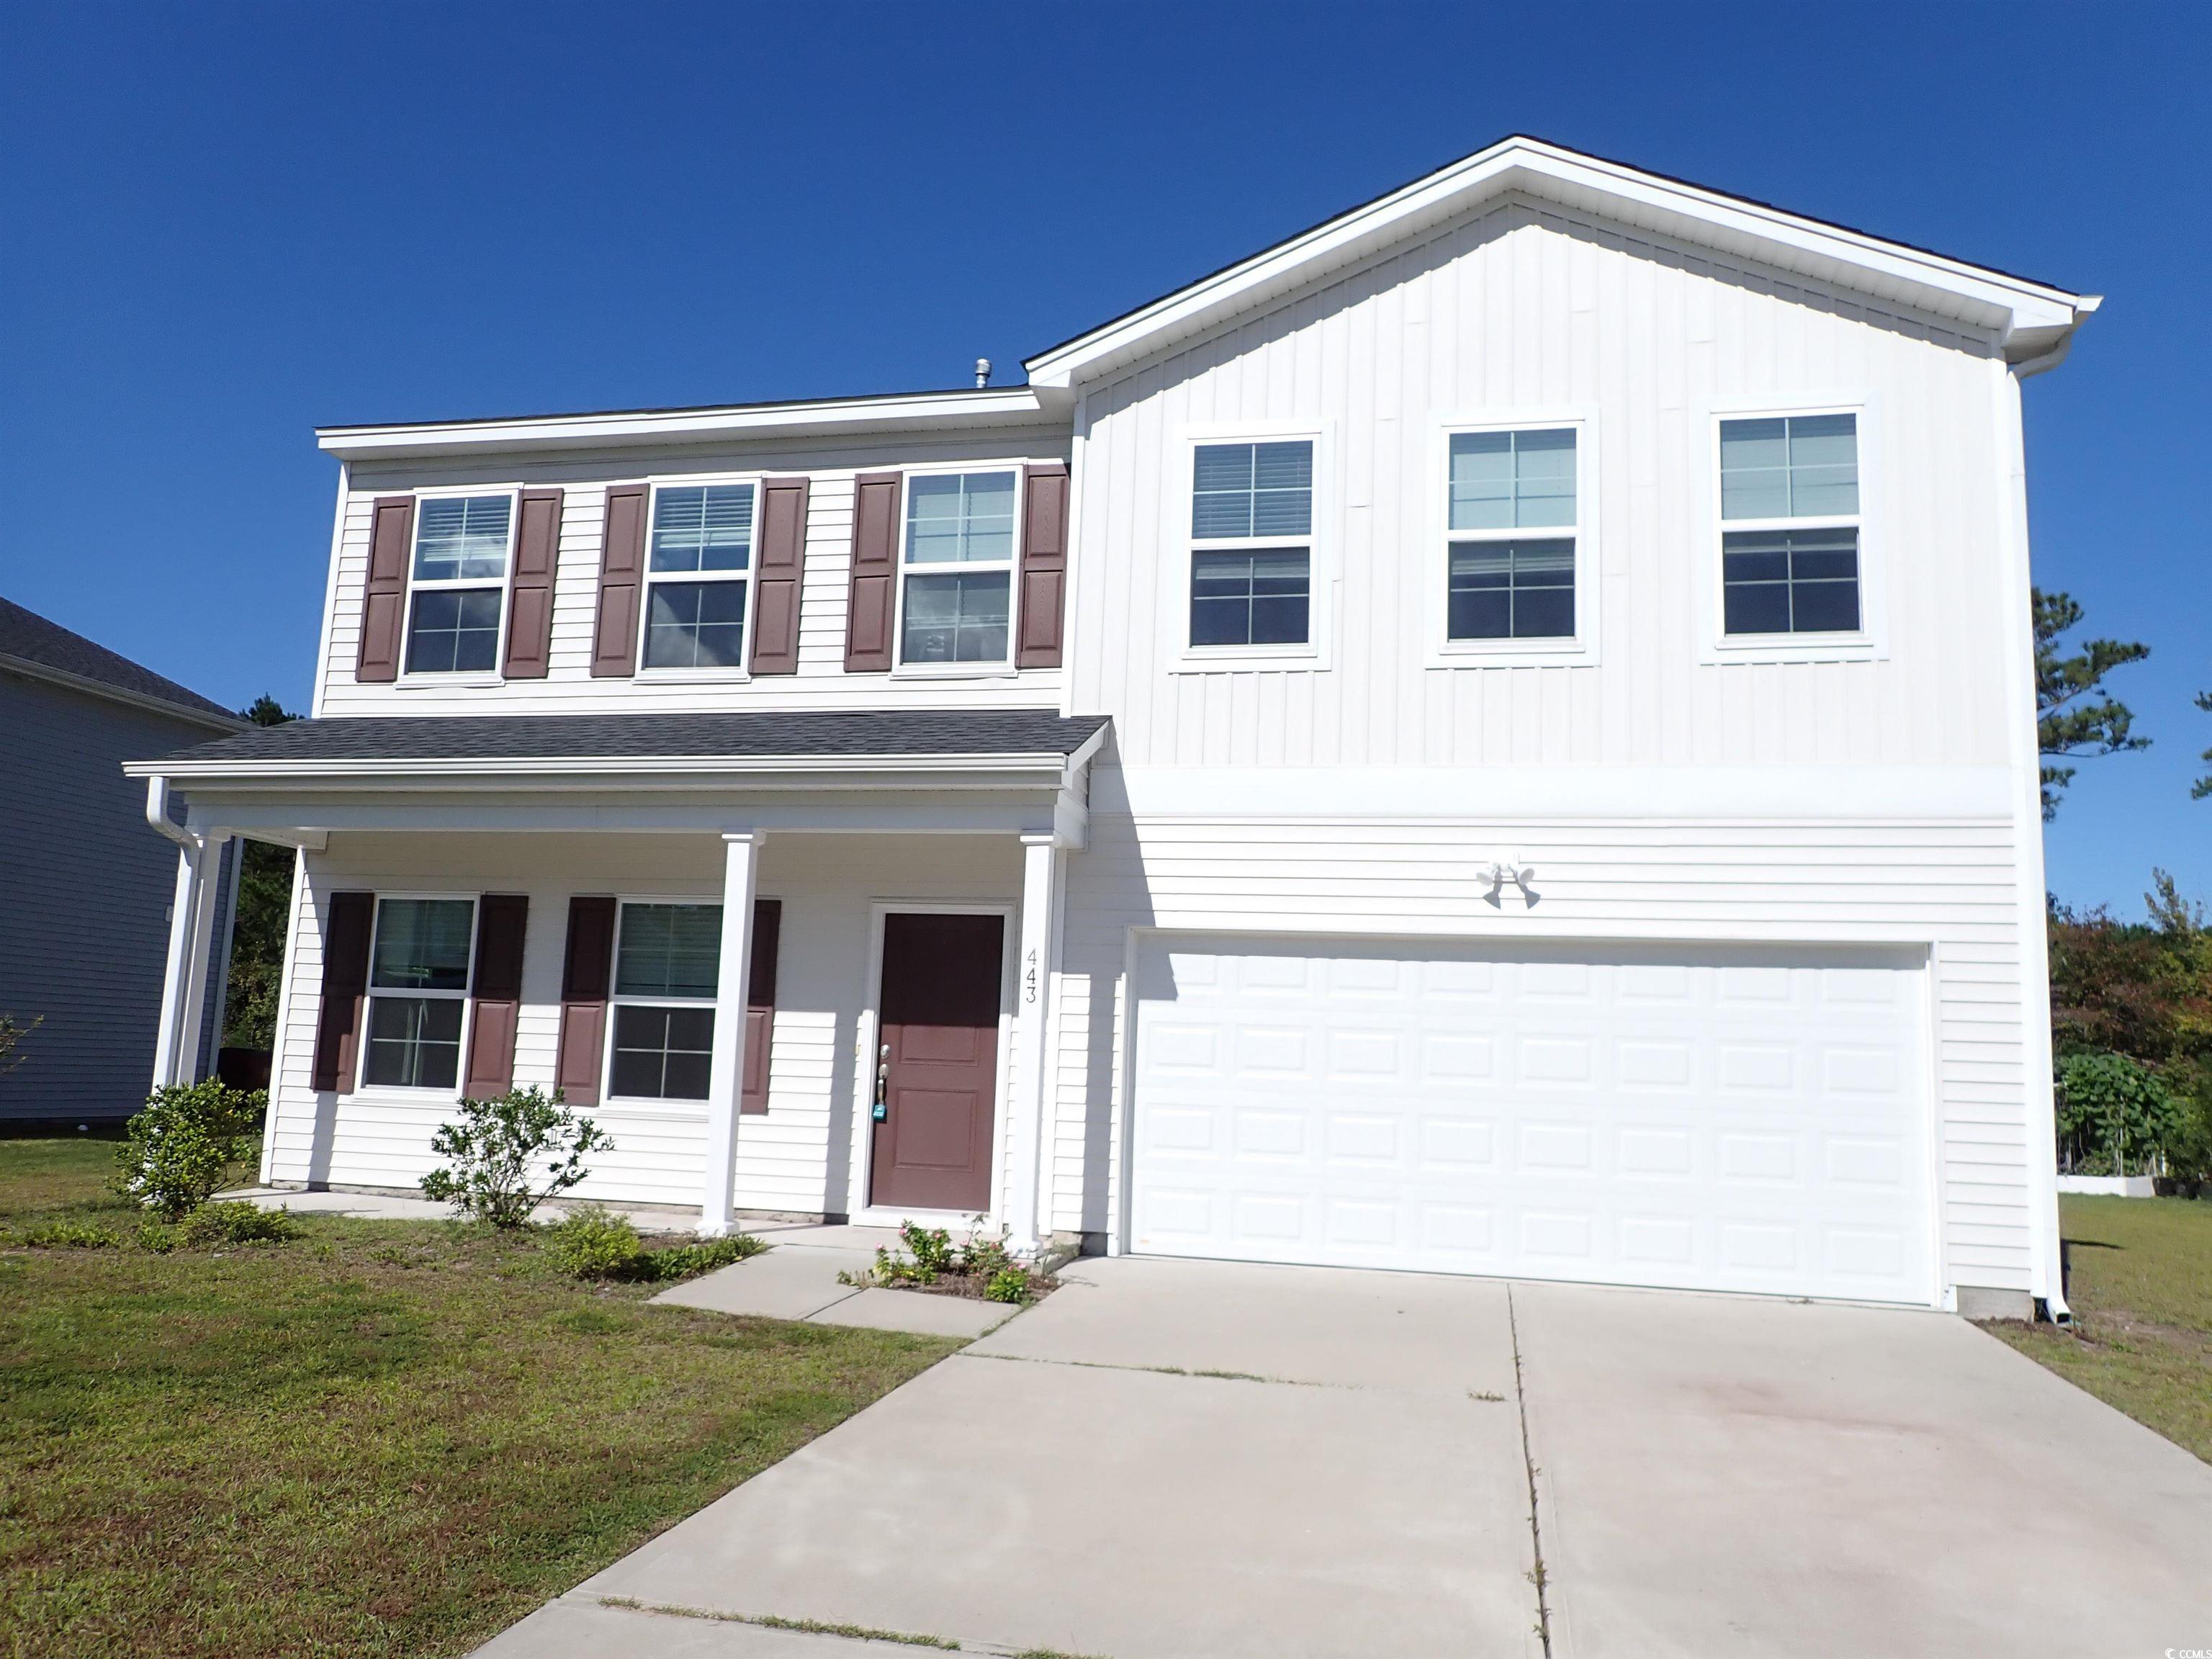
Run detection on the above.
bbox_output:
[127,710,1107,1252]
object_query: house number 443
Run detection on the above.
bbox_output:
[1023,948,1040,1005]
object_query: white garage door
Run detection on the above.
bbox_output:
[1129,936,1933,1304]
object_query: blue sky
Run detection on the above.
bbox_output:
[2,2,2205,913]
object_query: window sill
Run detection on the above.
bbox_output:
[634,668,753,685]
[1431,637,1596,668]
[1170,644,1323,674]
[1707,631,1881,664]
[392,673,504,691]
[889,662,1021,681]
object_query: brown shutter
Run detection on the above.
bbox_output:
[310,891,375,1092]
[1017,462,1071,668]
[463,894,529,1098]
[749,477,809,675]
[741,898,782,1115]
[555,896,618,1105]
[591,484,648,677]
[356,497,415,682]
[503,489,563,678]
[843,471,902,671]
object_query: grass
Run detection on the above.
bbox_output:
[0,1136,958,1658]
[1982,1194,2212,1463]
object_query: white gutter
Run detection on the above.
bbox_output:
[122,749,1090,783]
[318,387,1071,460]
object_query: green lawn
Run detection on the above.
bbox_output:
[1984,1194,2212,1462]
[0,1136,957,1658]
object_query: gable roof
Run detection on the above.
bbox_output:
[1023,134,2099,390]
[0,598,243,730]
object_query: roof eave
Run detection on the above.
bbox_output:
[317,385,1075,462]
[1025,137,2094,390]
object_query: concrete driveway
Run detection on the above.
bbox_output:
[478,1259,2212,1659]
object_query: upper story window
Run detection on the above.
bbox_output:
[1445,428,1578,642]
[1190,440,1312,648]
[608,902,721,1102]
[900,471,1016,667]
[1719,413,1860,636]
[405,496,513,674]
[363,896,474,1089]
[647,482,754,670]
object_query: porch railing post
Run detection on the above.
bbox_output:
[701,832,763,1237]
[1006,834,1064,1256]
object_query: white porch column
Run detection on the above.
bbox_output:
[174,830,233,1087]
[150,834,221,1092]
[1004,834,1065,1255]
[700,832,763,1237]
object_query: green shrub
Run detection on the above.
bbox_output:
[112,1080,266,1219]
[420,1087,613,1228]
[2057,1051,2186,1174]
[19,1220,118,1249]
[545,1207,645,1279]
[179,1200,300,1246]
[983,1266,1034,1305]
[642,1233,764,1282]
[132,1221,179,1254]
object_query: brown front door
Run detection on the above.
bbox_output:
[870,912,1004,1212]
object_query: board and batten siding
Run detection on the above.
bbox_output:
[1066,197,2018,774]
[315,430,1071,719]
[1043,799,2038,1295]
[0,673,236,1118]
[263,831,1024,1215]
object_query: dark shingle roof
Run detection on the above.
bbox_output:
[156,709,1110,768]
[0,597,239,724]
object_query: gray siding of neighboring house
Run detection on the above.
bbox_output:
[0,672,236,1120]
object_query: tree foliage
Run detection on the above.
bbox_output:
[2049,871,2212,1179]
[2033,588,2149,819]
[2195,689,2211,802]
[222,695,302,1050]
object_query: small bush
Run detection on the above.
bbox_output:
[420,1087,613,1228]
[19,1220,118,1249]
[545,1207,644,1280]
[132,1221,179,1254]
[983,1266,1034,1305]
[179,1201,300,1246]
[642,1233,765,1282]
[112,1079,266,1219]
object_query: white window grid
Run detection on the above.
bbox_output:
[638,477,761,676]
[362,893,478,1094]
[1177,429,1326,663]
[892,467,1022,673]
[1713,406,1866,643]
[401,491,517,679]
[602,898,724,1106]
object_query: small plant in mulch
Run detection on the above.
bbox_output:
[421,1087,613,1228]
[542,1205,765,1283]
[837,1218,1056,1305]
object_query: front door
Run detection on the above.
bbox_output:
[870,911,1004,1212]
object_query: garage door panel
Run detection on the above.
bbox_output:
[1130,936,1933,1304]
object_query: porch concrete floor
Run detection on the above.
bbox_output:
[472,1256,2212,1659]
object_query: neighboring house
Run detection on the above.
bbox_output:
[128,137,2098,1319]
[1,598,244,1120]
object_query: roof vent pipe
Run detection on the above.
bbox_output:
[974,358,992,388]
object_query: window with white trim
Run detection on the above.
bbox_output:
[1190,440,1312,648]
[1719,413,1861,636]
[645,482,754,670]
[900,471,1015,665]
[608,902,721,1102]
[362,897,475,1089]
[1445,428,1578,641]
[405,496,512,673]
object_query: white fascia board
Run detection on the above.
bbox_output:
[124,750,1079,788]
[1025,138,2093,388]
[317,387,1070,461]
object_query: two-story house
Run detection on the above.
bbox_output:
[130,138,2097,1320]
